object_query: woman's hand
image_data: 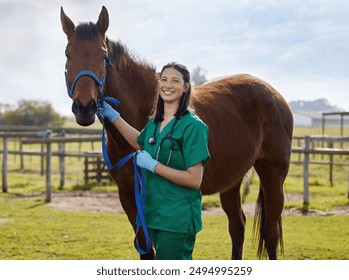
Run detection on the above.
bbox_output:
[136,151,159,173]
[98,101,120,122]
[137,150,204,189]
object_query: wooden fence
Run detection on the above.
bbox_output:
[291,135,349,204]
[0,126,104,202]
[84,151,111,185]
[1,125,349,204]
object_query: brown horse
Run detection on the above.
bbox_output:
[60,6,293,260]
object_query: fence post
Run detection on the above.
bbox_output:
[303,136,310,205]
[97,157,102,184]
[59,129,65,190]
[40,143,45,176]
[20,139,24,170]
[2,136,8,193]
[44,130,52,203]
[328,141,333,186]
[84,154,88,185]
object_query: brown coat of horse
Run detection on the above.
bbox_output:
[61,6,293,260]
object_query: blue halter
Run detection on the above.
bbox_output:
[64,38,151,255]
[65,38,113,100]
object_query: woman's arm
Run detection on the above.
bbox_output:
[136,151,204,189]
[112,117,141,150]
[98,101,141,150]
[154,162,204,189]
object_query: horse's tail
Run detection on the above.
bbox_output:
[253,189,284,259]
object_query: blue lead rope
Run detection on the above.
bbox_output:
[132,151,152,255]
[99,97,152,255]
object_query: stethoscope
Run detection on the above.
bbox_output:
[148,118,178,165]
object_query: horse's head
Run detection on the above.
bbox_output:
[60,6,110,126]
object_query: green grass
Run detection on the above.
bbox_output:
[0,198,137,260]
[0,197,348,260]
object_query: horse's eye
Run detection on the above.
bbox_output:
[65,51,70,60]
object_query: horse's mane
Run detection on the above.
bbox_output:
[109,40,155,71]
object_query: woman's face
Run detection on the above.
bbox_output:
[158,67,188,105]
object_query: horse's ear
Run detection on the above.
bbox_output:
[97,6,109,35]
[60,7,75,39]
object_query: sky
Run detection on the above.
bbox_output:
[0,0,348,116]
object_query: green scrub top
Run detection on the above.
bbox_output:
[137,112,210,234]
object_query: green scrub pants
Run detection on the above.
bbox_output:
[149,228,196,260]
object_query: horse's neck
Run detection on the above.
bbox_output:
[106,57,157,130]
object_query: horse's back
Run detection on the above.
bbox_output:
[192,74,293,194]
[195,74,291,117]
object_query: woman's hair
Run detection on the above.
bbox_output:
[152,62,193,123]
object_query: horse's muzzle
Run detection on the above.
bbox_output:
[72,99,97,126]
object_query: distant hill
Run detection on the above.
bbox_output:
[288,98,344,112]
[289,98,348,126]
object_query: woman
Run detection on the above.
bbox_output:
[98,62,210,260]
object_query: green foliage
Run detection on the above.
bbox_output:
[1,99,65,126]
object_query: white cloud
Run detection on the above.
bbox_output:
[0,0,348,116]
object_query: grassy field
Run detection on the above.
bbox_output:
[0,197,348,260]
[0,125,349,259]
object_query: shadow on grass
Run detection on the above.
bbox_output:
[26,201,47,209]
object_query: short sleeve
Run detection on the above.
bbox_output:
[182,120,210,169]
[137,119,152,149]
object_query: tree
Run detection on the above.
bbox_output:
[1,100,65,126]
[191,66,208,86]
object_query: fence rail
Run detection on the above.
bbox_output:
[1,127,349,204]
[84,152,111,185]
[291,135,349,204]
[0,125,101,134]
[1,128,103,202]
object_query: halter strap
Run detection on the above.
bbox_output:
[65,37,113,99]
[65,69,106,99]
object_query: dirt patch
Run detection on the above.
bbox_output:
[0,218,15,225]
[48,190,349,216]
[49,191,124,214]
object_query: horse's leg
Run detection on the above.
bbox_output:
[118,186,156,260]
[219,179,246,260]
[254,159,287,260]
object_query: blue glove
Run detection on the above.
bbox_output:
[97,101,120,122]
[136,151,159,173]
